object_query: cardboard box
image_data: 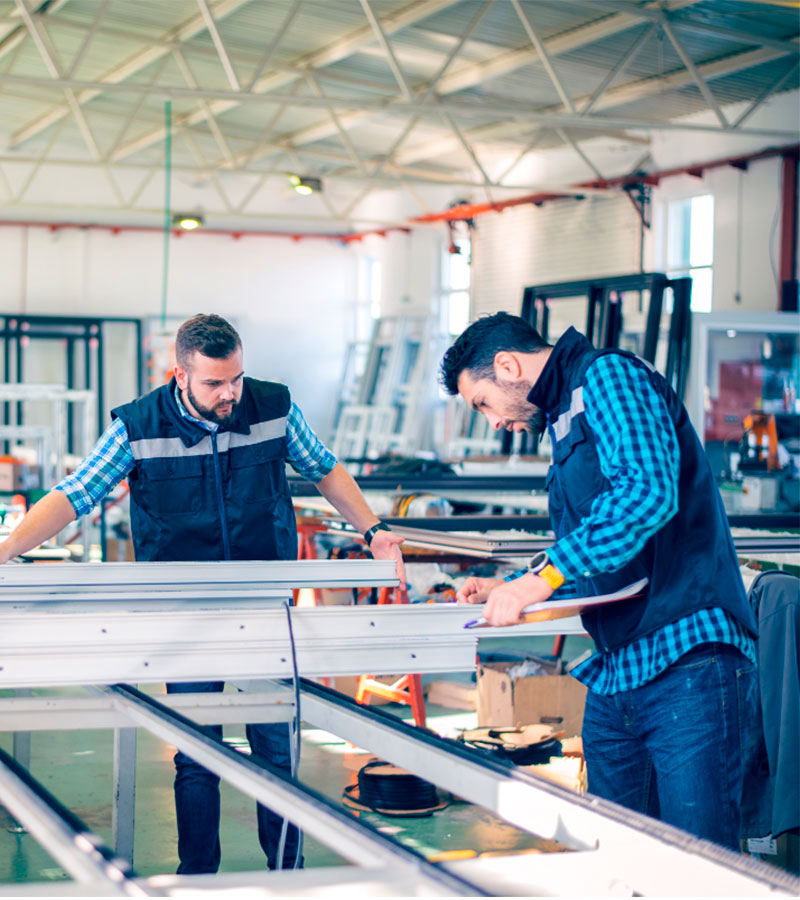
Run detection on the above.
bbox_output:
[477,661,587,736]
[0,460,39,493]
[425,680,477,711]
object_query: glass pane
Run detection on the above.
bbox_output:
[689,195,714,267]
[667,198,691,269]
[704,327,800,443]
[442,240,471,291]
[447,291,470,336]
[690,266,713,313]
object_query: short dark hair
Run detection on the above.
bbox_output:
[440,311,550,395]
[175,314,241,368]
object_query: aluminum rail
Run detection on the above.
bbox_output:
[299,679,800,898]
[288,474,549,494]
[0,559,399,593]
[0,745,148,896]
[0,691,295,731]
[106,684,486,897]
[384,513,800,532]
[0,602,584,689]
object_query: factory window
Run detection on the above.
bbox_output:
[440,236,471,336]
[666,194,714,313]
[355,256,381,342]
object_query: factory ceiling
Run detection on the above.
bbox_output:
[0,0,797,233]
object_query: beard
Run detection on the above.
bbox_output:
[503,380,546,435]
[186,383,238,426]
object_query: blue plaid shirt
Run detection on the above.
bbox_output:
[56,386,337,517]
[510,354,755,694]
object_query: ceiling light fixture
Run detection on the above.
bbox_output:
[288,174,322,196]
[173,213,204,230]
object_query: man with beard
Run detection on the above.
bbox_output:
[0,313,405,874]
[441,312,757,850]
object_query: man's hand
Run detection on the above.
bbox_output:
[482,573,554,627]
[368,529,406,590]
[456,577,504,605]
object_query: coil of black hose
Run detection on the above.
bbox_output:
[357,760,439,811]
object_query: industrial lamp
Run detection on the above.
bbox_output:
[173,213,204,230]
[288,175,322,195]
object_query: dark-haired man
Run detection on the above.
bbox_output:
[0,313,404,874]
[443,311,758,849]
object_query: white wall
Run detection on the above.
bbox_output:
[0,225,357,437]
[470,88,799,327]
[470,192,643,321]
[355,227,442,318]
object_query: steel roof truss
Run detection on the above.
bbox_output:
[195,0,241,92]
[661,19,729,128]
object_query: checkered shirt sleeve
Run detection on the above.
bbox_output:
[55,417,134,517]
[286,402,337,482]
[546,355,679,582]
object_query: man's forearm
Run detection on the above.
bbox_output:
[0,490,77,564]
[315,463,380,534]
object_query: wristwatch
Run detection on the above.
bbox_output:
[363,521,392,547]
[528,551,565,591]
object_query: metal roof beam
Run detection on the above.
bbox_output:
[9,0,255,148]
[511,0,577,114]
[109,0,459,162]
[580,22,658,114]
[242,0,702,171]
[394,45,796,167]
[195,0,241,91]
[661,19,729,127]
[733,58,800,128]
[245,0,304,91]
[576,0,800,55]
[359,0,413,101]
[64,0,110,79]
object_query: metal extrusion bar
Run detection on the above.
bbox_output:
[298,680,800,897]
[0,559,399,593]
[0,691,295,731]
[386,526,800,556]
[0,745,146,895]
[106,684,486,897]
[288,474,549,494]
[0,602,578,689]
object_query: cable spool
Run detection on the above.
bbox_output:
[342,759,448,817]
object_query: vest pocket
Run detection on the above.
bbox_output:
[135,456,204,516]
[229,442,286,505]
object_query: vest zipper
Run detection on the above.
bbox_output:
[210,431,231,560]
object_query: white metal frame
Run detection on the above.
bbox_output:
[0,560,796,896]
[686,310,800,441]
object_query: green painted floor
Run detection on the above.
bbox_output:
[0,634,586,887]
[0,698,560,885]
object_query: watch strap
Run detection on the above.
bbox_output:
[363,521,392,546]
[528,551,565,591]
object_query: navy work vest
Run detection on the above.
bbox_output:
[533,328,756,652]
[112,377,298,563]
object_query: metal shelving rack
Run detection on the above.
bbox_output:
[0,383,96,557]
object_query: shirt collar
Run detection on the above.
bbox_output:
[173,383,218,433]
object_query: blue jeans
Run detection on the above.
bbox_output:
[166,681,302,874]
[582,642,758,849]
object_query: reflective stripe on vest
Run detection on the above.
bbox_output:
[553,387,585,442]
[129,416,288,460]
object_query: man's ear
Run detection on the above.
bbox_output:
[174,364,188,391]
[493,350,523,382]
